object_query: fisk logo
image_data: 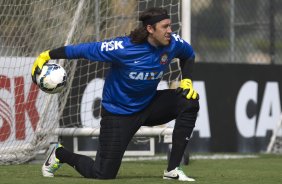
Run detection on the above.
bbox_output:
[101,41,124,51]
[0,75,39,141]
[172,34,184,43]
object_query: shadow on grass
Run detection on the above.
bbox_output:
[55,174,83,178]
[55,174,162,180]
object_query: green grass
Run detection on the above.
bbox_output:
[0,154,281,184]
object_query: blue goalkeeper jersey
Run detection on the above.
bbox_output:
[65,34,195,115]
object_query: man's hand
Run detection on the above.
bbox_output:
[176,78,199,100]
[31,50,51,83]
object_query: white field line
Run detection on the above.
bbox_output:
[190,154,258,160]
[122,154,258,161]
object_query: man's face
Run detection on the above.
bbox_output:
[147,19,172,46]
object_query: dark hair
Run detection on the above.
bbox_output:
[129,7,169,44]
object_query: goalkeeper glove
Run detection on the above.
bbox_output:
[176,78,199,100]
[31,50,51,83]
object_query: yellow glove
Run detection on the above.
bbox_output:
[176,78,199,100]
[31,50,51,83]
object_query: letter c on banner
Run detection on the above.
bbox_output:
[235,81,257,138]
[80,78,104,128]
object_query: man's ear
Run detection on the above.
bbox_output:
[146,25,154,34]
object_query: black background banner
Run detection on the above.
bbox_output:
[190,63,282,152]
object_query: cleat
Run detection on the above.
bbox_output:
[163,167,195,181]
[42,143,63,177]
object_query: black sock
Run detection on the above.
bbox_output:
[167,128,189,171]
[55,147,96,178]
[167,102,198,172]
[55,147,77,167]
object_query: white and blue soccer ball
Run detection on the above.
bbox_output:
[36,63,67,94]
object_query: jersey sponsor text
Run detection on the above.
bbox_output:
[101,41,124,51]
[129,71,163,80]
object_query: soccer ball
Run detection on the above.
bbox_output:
[36,63,67,94]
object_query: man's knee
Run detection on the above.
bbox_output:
[174,99,199,128]
[94,156,121,179]
[180,99,200,113]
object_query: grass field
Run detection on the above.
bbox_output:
[0,154,281,184]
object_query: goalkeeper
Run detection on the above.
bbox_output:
[32,7,199,181]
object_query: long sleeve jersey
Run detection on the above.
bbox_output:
[65,34,195,115]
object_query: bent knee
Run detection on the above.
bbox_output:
[181,99,200,113]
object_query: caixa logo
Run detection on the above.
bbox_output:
[235,81,281,137]
[0,75,39,141]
